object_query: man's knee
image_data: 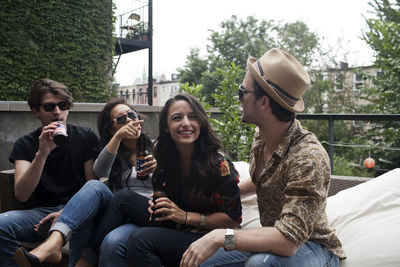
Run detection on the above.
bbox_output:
[0,211,21,235]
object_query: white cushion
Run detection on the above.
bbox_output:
[233,161,261,229]
[327,168,400,267]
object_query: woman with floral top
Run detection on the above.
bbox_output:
[77,94,242,267]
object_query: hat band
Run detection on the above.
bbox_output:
[256,60,299,107]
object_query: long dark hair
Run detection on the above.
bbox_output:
[152,94,222,202]
[97,98,152,191]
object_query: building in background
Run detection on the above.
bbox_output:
[118,73,180,106]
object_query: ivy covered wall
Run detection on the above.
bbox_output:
[0,0,114,102]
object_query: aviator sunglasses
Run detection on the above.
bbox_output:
[114,110,139,125]
[41,101,71,112]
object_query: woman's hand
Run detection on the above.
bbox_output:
[139,155,157,176]
[114,120,143,141]
[150,196,186,224]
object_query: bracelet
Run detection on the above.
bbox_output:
[200,213,206,227]
[184,211,188,225]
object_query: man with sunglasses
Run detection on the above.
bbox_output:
[181,48,345,267]
[0,78,98,266]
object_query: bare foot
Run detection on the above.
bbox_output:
[30,231,64,264]
[75,256,96,267]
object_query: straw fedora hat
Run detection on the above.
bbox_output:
[247,48,310,112]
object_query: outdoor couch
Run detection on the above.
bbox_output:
[2,164,399,266]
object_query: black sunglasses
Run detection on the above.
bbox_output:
[238,85,257,100]
[41,101,71,112]
[114,110,138,125]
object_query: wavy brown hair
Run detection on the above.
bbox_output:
[28,78,73,110]
[152,94,222,204]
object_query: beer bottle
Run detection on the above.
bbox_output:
[152,190,167,221]
[53,121,68,146]
[136,135,149,180]
[152,170,167,222]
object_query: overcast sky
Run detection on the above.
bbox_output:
[114,0,375,86]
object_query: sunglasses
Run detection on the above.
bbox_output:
[114,110,138,125]
[41,101,71,112]
[238,85,257,100]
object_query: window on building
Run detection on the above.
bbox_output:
[132,89,136,101]
[334,73,344,91]
[154,86,157,97]
[353,73,364,90]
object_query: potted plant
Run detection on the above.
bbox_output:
[136,21,149,40]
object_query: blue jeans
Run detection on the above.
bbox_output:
[88,188,156,255]
[0,205,64,267]
[50,180,113,266]
[201,241,339,267]
[127,227,203,267]
[98,223,138,267]
[87,189,175,266]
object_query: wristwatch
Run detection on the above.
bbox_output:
[200,214,207,227]
[224,228,235,251]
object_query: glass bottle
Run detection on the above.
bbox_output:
[136,135,149,180]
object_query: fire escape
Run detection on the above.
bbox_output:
[113,0,153,105]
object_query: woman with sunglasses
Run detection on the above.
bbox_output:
[75,94,242,267]
[15,98,156,267]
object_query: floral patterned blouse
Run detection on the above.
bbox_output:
[176,154,242,233]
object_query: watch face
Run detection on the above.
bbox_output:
[225,229,235,250]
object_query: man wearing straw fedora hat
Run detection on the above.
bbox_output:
[181,48,345,267]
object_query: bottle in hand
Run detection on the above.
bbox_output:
[152,190,167,222]
[136,135,149,180]
[53,122,68,146]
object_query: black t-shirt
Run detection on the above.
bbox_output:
[9,124,98,207]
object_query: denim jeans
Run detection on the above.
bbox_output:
[201,241,339,267]
[201,248,250,267]
[88,188,156,255]
[50,180,113,266]
[98,223,138,267]
[127,226,203,267]
[0,205,64,267]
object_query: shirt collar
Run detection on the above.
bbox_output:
[254,119,301,160]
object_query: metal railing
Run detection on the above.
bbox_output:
[297,114,400,173]
[115,4,149,39]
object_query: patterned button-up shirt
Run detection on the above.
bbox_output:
[249,119,345,259]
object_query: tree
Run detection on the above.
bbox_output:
[361,0,400,170]
[207,16,274,70]
[275,21,319,67]
[176,48,208,86]
[178,16,320,104]
[181,63,255,162]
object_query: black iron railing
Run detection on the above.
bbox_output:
[297,114,400,173]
